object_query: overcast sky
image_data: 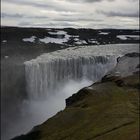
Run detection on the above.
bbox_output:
[1,0,139,29]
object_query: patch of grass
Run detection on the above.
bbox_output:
[13,73,139,140]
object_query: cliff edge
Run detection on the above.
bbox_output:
[12,52,140,140]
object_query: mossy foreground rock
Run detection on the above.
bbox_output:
[12,53,140,140]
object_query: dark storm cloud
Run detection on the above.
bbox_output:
[98,10,139,18]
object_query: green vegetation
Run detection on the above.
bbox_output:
[13,72,139,140]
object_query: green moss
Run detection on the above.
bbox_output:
[12,73,139,140]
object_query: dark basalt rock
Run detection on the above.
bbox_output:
[124,52,140,57]
[136,64,140,68]
[117,52,140,62]
[66,88,91,107]
[11,131,41,140]
[101,75,125,86]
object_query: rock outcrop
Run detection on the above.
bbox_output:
[12,53,140,140]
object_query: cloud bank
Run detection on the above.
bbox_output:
[1,0,139,29]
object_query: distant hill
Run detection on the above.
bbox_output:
[1,27,139,47]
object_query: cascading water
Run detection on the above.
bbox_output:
[24,51,116,100]
[24,44,139,101]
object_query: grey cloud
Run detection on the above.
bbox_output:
[53,17,102,22]
[98,10,139,18]
[1,13,24,18]
[3,0,75,12]
[66,0,114,3]
[67,0,138,3]
[18,22,79,28]
[126,0,138,2]
[2,0,139,29]
[18,22,31,26]
[5,11,102,23]
[1,12,48,19]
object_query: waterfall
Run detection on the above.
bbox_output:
[25,56,116,100]
[24,46,118,100]
[24,44,139,100]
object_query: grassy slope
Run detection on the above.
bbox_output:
[13,73,139,140]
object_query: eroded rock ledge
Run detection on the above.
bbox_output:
[12,52,140,140]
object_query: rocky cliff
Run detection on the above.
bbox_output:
[12,52,140,140]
